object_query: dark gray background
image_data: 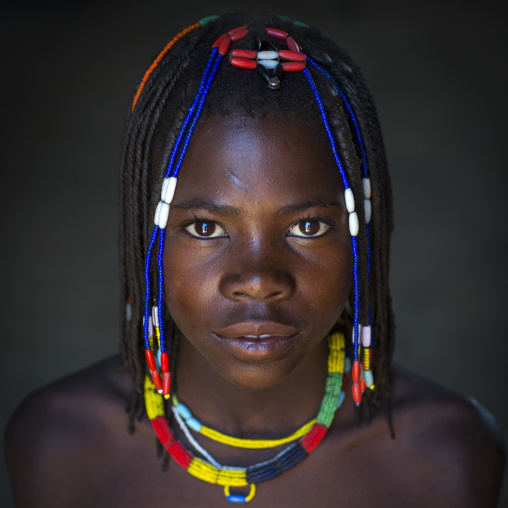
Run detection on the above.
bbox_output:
[2,0,507,506]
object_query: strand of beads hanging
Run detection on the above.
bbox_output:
[142,25,251,403]
[172,393,317,449]
[228,27,305,89]
[302,65,366,405]
[144,333,347,503]
[305,56,376,399]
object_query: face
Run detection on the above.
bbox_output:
[162,114,352,390]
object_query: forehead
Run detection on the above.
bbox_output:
[171,114,344,205]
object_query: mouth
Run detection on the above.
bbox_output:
[213,321,301,359]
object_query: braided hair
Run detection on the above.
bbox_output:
[119,11,395,458]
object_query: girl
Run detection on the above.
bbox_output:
[6,11,505,507]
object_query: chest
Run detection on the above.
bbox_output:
[77,433,416,508]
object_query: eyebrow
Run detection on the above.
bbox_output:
[171,199,343,217]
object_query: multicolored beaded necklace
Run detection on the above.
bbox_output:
[144,332,348,503]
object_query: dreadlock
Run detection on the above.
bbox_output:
[119,11,395,457]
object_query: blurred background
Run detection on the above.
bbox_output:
[1,0,507,505]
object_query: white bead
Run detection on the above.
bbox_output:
[364,369,375,389]
[352,324,362,343]
[259,59,279,69]
[363,178,371,199]
[159,202,171,229]
[161,177,178,204]
[155,201,170,228]
[349,212,359,236]
[364,199,372,224]
[148,316,153,337]
[361,326,372,347]
[257,50,278,60]
[154,201,163,226]
[344,188,355,213]
[152,306,159,327]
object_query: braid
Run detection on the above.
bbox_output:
[119,11,396,445]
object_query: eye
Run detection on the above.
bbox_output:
[185,220,226,239]
[288,219,331,238]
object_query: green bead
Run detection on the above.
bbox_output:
[198,15,218,25]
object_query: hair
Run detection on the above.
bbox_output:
[118,10,395,466]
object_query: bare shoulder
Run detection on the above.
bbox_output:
[4,356,143,507]
[388,364,506,507]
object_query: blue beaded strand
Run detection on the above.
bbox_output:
[306,56,369,178]
[303,67,361,362]
[171,53,223,178]
[152,51,224,356]
[164,49,219,178]
[143,226,160,350]
[157,229,166,352]
[307,56,373,324]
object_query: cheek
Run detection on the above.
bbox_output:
[161,237,219,329]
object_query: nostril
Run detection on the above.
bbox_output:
[234,291,246,297]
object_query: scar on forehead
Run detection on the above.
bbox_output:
[227,169,248,191]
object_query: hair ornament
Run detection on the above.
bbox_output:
[229,28,306,89]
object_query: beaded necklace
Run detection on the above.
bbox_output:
[144,332,348,503]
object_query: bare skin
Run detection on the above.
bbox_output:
[5,115,505,507]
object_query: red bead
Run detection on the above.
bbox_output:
[229,29,249,42]
[265,27,288,39]
[231,49,257,59]
[145,349,157,371]
[151,370,163,391]
[352,360,361,383]
[218,35,231,56]
[281,61,305,72]
[300,424,327,453]
[279,50,306,62]
[230,57,257,70]
[212,33,228,48]
[360,377,366,393]
[228,25,248,36]
[163,372,171,398]
[286,36,300,53]
[352,382,362,405]
[160,351,169,373]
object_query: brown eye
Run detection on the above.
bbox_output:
[185,220,226,238]
[288,219,330,238]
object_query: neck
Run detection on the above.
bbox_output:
[175,336,329,438]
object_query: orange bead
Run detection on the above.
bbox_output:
[281,61,305,72]
[286,36,300,53]
[212,33,228,48]
[230,57,257,70]
[360,378,366,393]
[265,27,288,39]
[231,49,257,59]
[352,382,362,405]
[160,351,169,373]
[228,25,248,35]
[163,372,171,398]
[352,360,361,383]
[230,29,249,42]
[145,349,157,372]
[151,370,163,391]
[279,50,306,62]
[218,35,231,56]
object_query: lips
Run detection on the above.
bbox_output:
[215,321,300,340]
[212,321,302,361]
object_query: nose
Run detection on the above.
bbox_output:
[219,251,296,303]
